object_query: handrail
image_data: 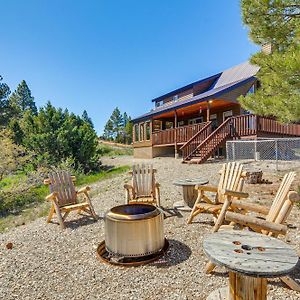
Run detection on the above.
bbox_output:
[180,122,212,160]
[180,121,212,150]
[152,122,206,146]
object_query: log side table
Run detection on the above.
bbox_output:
[173,178,208,211]
[203,230,298,300]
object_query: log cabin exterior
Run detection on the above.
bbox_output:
[132,62,300,163]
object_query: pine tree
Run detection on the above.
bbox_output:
[0,75,11,127]
[103,119,114,140]
[8,80,37,118]
[239,0,300,123]
[82,110,94,128]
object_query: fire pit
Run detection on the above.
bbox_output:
[97,204,168,266]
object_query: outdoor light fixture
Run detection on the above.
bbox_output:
[208,100,213,104]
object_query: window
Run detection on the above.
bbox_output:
[172,95,179,101]
[145,122,151,140]
[223,110,233,121]
[134,124,139,142]
[153,120,162,131]
[178,121,185,127]
[139,123,144,141]
[156,100,164,107]
[188,117,204,125]
[165,121,173,129]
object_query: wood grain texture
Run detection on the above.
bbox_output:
[44,171,97,229]
[203,230,298,278]
[125,164,161,206]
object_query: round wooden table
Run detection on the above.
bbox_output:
[203,231,298,300]
[173,178,208,211]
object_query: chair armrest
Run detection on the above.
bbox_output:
[155,182,160,188]
[44,178,51,185]
[45,192,58,201]
[225,211,287,236]
[124,184,134,190]
[77,186,91,194]
[195,185,218,192]
[221,189,249,199]
[231,199,269,215]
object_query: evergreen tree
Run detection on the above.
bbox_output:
[9,119,24,145]
[8,80,37,118]
[110,107,123,137]
[0,75,11,127]
[103,119,114,140]
[82,110,94,128]
[239,0,300,123]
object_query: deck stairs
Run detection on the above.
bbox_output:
[182,118,233,164]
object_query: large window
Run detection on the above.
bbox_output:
[139,123,144,141]
[145,122,151,140]
[134,124,139,142]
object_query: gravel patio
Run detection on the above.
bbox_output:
[1,157,300,300]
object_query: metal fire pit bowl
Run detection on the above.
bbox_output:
[104,204,165,258]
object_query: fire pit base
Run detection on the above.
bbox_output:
[96,238,169,267]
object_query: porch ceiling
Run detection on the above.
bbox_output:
[152,99,237,119]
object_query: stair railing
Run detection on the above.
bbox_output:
[179,121,212,161]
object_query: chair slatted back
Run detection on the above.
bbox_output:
[132,164,155,198]
[48,171,77,207]
[216,162,245,204]
[266,172,296,224]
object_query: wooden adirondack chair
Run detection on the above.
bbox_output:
[124,164,161,206]
[187,162,249,224]
[44,171,98,229]
[205,171,300,291]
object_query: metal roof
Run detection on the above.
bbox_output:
[132,61,260,122]
[132,76,256,122]
[212,61,260,89]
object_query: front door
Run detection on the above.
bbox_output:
[210,114,218,130]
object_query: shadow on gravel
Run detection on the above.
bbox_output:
[151,239,192,268]
[161,207,183,219]
[64,215,102,230]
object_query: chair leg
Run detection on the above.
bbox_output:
[280,276,300,291]
[212,197,231,232]
[204,261,216,274]
[187,191,203,224]
[83,192,98,220]
[62,211,70,221]
[47,203,55,223]
[52,201,66,229]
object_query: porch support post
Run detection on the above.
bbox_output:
[174,110,178,159]
[207,100,211,122]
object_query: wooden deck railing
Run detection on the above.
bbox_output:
[179,122,212,160]
[151,115,300,150]
[152,123,207,146]
[257,116,300,136]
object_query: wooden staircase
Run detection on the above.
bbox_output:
[182,118,232,164]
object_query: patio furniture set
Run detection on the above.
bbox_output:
[43,162,300,299]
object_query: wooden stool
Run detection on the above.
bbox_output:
[203,231,298,300]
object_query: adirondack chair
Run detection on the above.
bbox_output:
[124,164,161,206]
[44,171,98,229]
[205,171,300,291]
[187,162,249,224]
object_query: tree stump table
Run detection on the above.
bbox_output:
[173,178,208,211]
[203,230,298,300]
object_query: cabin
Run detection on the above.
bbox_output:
[132,62,300,163]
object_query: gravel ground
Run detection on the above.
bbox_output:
[1,156,300,300]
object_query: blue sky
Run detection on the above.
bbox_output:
[1,0,258,134]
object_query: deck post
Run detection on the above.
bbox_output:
[174,110,178,159]
[207,101,211,122]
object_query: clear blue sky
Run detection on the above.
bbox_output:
[1,0,258,134]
